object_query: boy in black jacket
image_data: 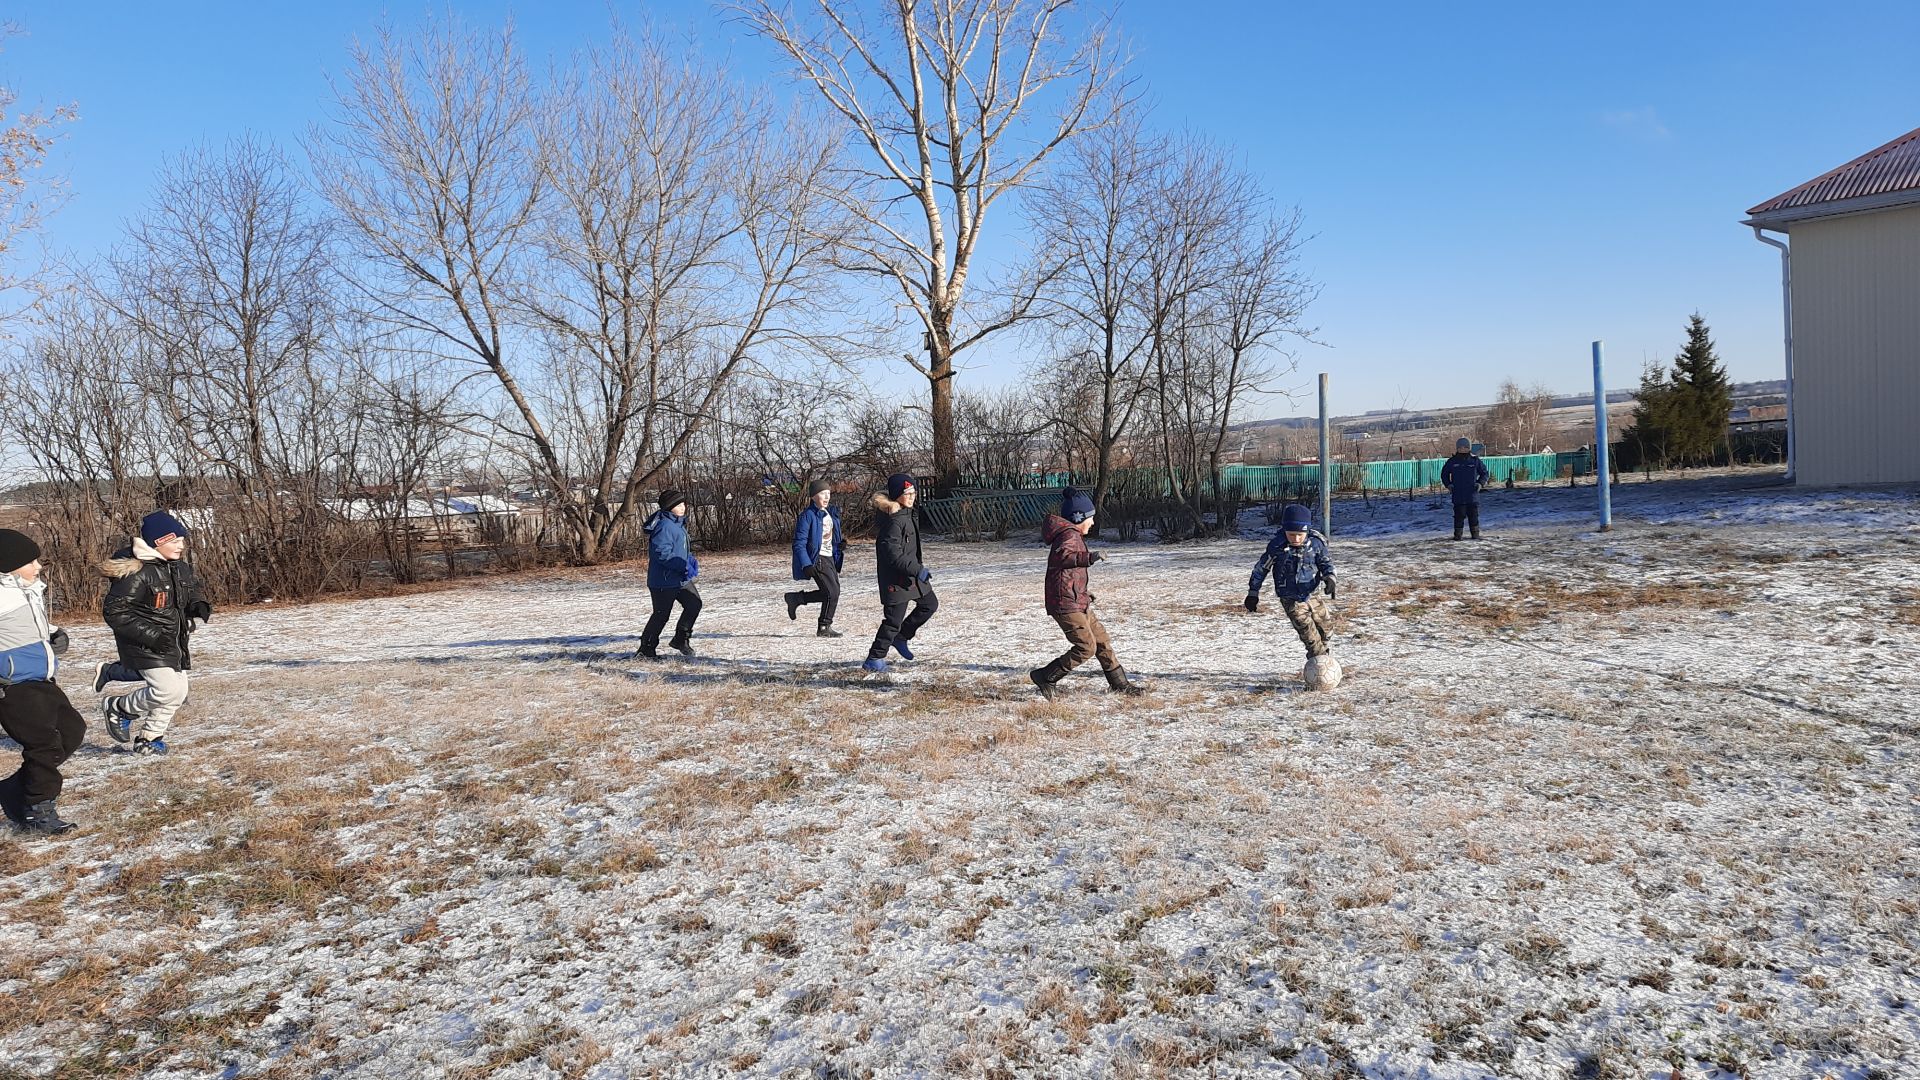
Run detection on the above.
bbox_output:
[98,511,211,755]
[863,473,936,674]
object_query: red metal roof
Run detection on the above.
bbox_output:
[1747,124,1920,217]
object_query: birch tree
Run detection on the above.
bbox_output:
[733,0,1121,489]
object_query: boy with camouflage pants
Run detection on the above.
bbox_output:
[1245,503,1336,659]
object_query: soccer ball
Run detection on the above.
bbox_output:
[1301,654,1343,691]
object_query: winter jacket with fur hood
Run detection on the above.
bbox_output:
[101,536,211,671]
[0,573,61,683]
[872,493,929,601]
[1040,514,1096,615]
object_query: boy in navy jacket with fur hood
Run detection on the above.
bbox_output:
[1246,503,1337,660]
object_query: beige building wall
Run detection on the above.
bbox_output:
[1787,203,1920,486]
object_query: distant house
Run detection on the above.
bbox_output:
[1745,125,1920,486]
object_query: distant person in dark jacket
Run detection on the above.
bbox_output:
[786,479,847,638]
[1029,488,1142,700]
[1441,438,1490,540]
[637,490,701,658]
[1246,503,1337,661]
[863,474,935,674]
[0,529,85,835]
[99,511,211,756]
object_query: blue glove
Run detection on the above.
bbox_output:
[918,568,932,583]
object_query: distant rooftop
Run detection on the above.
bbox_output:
[1746,125,1920,227]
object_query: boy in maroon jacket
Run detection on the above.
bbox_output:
[1028,488,1144,700]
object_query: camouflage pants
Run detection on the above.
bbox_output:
[1281,596,1332,657]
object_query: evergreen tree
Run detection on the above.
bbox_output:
[1626,361,1676,473]
[1622,313,1733,471]
[1667,312,1732,466]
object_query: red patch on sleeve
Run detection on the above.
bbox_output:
[154,590,169,610]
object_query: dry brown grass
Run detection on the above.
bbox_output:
[1384,575,1741,629]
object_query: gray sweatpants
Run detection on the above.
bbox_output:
[111,667,190,740]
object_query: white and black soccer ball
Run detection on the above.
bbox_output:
[1301,654,1343,691]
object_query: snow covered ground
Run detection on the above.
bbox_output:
[3,467,1919,1079]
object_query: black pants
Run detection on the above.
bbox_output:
[1452,502,1481,536]
[0,681,86,805]
[868,587,938,661]
[795,561,841,627]
[641,585,703,650]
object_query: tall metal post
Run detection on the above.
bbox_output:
[1592,341,1613,532]
[1317,373,1331,536]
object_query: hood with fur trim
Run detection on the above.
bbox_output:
[101,535,166,580]
[872,492,906,516]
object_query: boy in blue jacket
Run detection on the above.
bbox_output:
[785,479,847,638]
[0,529,85,835]
[637,489,701,658]
[1440,437,1490,540]
[1245,503,1337,661]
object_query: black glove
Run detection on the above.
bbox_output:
[918,569,932,583]
[187,600,213,623]
[1324,579,1337,601]
[802,563,816,577]
[1244,594,1259,613]
[1089,551,1104,563]
[48,628,69,656]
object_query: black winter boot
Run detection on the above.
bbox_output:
[1104,666,1145,696]
[816,625,844,638]
[668,635,696,658]
[20,800,76,836]
[0,773,26,826]
[633,644,659,659]
[785,592,802,621]
[1029,660,1070,701]
[1451,530,1462,541]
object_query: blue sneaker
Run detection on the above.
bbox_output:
[101,698,131,744]
[861,658,889,675]
[133,737,169,756]
[891,639,914,661]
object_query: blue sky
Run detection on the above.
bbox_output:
[6,1,1917,420]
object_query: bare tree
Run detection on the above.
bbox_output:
[1487,378,1553,454]
[1141,139,1248,534]
[1199,210,1314,524]
[313,21,555,537]
[104,137,359,599]
[521,29,852,559]
[318,22,852,562]
[732,0,1122,490]
[953,386,1045,485]
[0,25,76,327]
[1027,107,1163,520]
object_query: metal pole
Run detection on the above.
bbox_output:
[1750,227,1795,480]
[1592,341,1612,532]
[1317,373,1331,535]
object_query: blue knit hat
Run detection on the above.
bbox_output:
[1061,487,1095,524]
[1281,503,1312,532]
[886,473,915,501]
[141,510,189,546]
